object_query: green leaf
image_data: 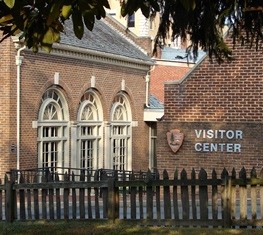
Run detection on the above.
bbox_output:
[72,7,84,39]
[47,0,65,26]
[83,11,95,31]
[4,0,15,8]
[0,14,13,24]
[100,0,110,9]
[149,0,160,12]
[41,43,53,53]
[140,2,150,18]
[121,0,140,17]
[61,5,72,19]
[42,27,60,44]
[180,0,196,11]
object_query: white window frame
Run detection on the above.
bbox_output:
[109,93,132,171]
[37,88,69,176]
[76,90,103,172]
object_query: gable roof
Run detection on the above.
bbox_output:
[60,18,152,62]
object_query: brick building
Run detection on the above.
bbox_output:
[150,48,206,103]
[157,39,263,176]
[0,19,155,178]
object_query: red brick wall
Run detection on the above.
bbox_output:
[21,52,151,173]
[1,44,151,178]
[151,65,190,102]
[158,41,263,177]
[0,38,17,176]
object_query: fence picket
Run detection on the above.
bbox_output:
[211,169,218,220]
[79,171,85,219]
[239,167,247,223]
[63,172,70,219]
[155,170,161,220]
[146,169,153,220]
[181,169,189,220]
[122,171,127,219]
[173,169,179,220]
[250,167,257,221]
[138,171,144,219]
[107,171,117,220]
[47,171,54,220]
[33,175,39,220]
[163,170,171,219]
[199,168,208,221]
[115,171,120,219]
[130,172,136,219]
[231,168,236,221]
[87,171,92,219]
[41,174,47,219]
[221,168,228,224]
[72,172,77,219]
[191,168,197,220]
[55,173,61,219]
[94,171,100,219]
[101,171,108,219]
[19,174,26,220]
[26,175,32,220]
[5,174,15,222]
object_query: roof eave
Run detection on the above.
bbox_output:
[51,43,154,71]
[143,108,164,121]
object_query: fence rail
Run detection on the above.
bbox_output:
[1,167,263,228]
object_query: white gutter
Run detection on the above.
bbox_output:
[16,45,26,171]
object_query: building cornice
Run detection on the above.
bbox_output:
[48,43,154,71]
[12,31,154,72]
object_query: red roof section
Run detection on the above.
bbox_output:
[150,64,190,103]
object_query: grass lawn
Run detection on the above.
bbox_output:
[1,220,263,235]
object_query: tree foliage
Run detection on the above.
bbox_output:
[0,0,262,61]
[150,0,263,62]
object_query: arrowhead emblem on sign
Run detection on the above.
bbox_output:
[166,129,184,153]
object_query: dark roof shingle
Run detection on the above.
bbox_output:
[60,19,152,62]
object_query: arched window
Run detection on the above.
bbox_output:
[77,90,103,171]
[110,93,132,171]
[38,88,69,175]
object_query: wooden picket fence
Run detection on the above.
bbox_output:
[1,167,263,228]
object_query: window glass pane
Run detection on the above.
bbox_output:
[42,141,58,174]
[78,90,102,171]
[81,140,93,170]
[113,106,124,121]
[43,103,58,120]
[111,93,131,171]
[128,14,135,27]
[81,105,94,121]
[38,88,68,177]
[81,126,93,136]
[112,125,127,171]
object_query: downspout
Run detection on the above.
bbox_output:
[145,65,155,108]
[145,73,150,107]
[16,45,26,172]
